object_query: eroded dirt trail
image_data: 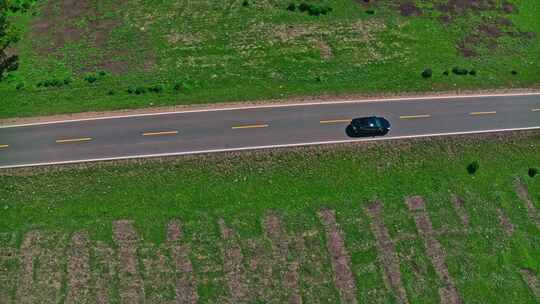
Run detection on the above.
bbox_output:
[219,219,250,303]
[66,231,91,304]
[406,197,462,304]
[366,202,409,304]
[167,220,199,304]
[113,220,145,304]
[318,209,358,304]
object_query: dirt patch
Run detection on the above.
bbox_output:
[315,40,333,60]
[92,242,116,304]
[113,220,145,304]
[244,238,274,302]
[520,268,540,298]
[515,180,540,226]
[497,209,514,236]
[318,209,358,304]
[167,220,198,304]
[30,0,128,73]
[366,201,409,304]
[66,231,90,304]
[219,219,250,303]
[451,196,470,228]
[406,196,463,304]
[0,237,18,303]
[16,231,40,303]
[399,2,422,16]
[264,215,302,304]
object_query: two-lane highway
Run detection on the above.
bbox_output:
[1,93,539,168]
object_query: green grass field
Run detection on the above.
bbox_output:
[1,0,539,118]
[1,133,539,303]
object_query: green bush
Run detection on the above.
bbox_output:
[452,67,469,75]
[529,167,538,177]
[298,3,310,12]
[421,68,433,78]
[366,10,375,15]
[287,3,296,11]
[469,70,477,76]
[15,82,24,90]
[242,0,249,7]
[85,74,98,84]
[148,84,164,93]
[134,86,147,95]
[467,161,479,175]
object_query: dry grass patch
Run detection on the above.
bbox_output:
[91,242,116,304]
[66,231,90,304]
[520,268,540,299]
[219,219,250,303]
[167,220,198,304]
[515,180,540,226]
[496,209,514,236]
[450,196,470,229]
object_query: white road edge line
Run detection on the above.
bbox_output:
[1,126,539,169]
[1,92,540,129]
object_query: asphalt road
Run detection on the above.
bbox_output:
[1,93,539,169]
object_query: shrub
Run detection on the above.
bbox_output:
[469,70,477,76]
[134,86,147,95]
[98,70,107,77]
[287,3,296,11]
[242,0,249,7]
[366,10,375,15]
[63,78,72,85]
[148,84,164,93]
[421,68,432,78]
[85,74,98,84]
[443,70,449,76]
[127,87,135,94]
[173,83,183,92]
[467,161,479,175]
[511,70,518,75]
[298,3,310,12]
[452,67,468,75]
[529,167,538,177]
[107,90,115,95]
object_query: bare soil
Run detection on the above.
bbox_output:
[264,215,302,303]
[219,219,250,303]
[451,196,470,228]
[167,221,198,304]
[113,220,145,304]
[318,209,358,304]
[515,180,540,226]
[496,209,514,236]
[520,268,540,298]
[66,231,90,304]
[366,201,409,304]
[406,197,463,304]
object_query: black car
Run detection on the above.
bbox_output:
[346,116,391,137]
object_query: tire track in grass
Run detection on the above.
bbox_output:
[515,180,540,226]
[140,243,175,304]
[520,269,540,299]
[318,209,358,304]
[113,220,145,304]
[16,231,40,303]
[219,219,249,303]
[406,196,462,304]
[264,215,302,304]
[366,202,409,304]
[167,220,198,304]
[0,234,18,304]
[450,196,470,229]
[244,238,274,302]
[66,231,90,304]
[496,209,514,236]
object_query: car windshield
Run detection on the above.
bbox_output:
[371,117,382,128]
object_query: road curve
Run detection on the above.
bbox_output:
[1,93,539,169]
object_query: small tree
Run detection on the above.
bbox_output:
[467,161,479,175]
[529,167,538,178]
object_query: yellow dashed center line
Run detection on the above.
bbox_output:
[142,130,179,136]
[0,144,9,149]
[320,119,352,124]
[56,137,93,144]
[532,108,540,112]
[469,111,497,116]
[232,124,269,130]
[400,114,431,119]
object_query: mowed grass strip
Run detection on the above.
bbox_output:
[0,133,539,302]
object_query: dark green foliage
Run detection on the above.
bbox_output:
[452,67,469,75]
[84,74,98,84]
[469,70,477,76]
[298,3,309,12]
[148,84,164,93]
[467,161,479,175]
[107,90,115,95]
[287,3,296,11]
[134,86,147,95]
[242,0,249,7]
[511,70,518,75]
[421,68,432,78]
[98,70,107,76]
[15,82,24,90]
[366,10,375,15]
[63,78,72,85]
[37,78,65,88]
[443,70,450,76]
[528,167,538,177]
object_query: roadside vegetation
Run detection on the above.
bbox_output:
[0,0,539,118]
[1,132,539,302]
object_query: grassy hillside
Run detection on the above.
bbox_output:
[1,132,539,303]
[0,0,539,118]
